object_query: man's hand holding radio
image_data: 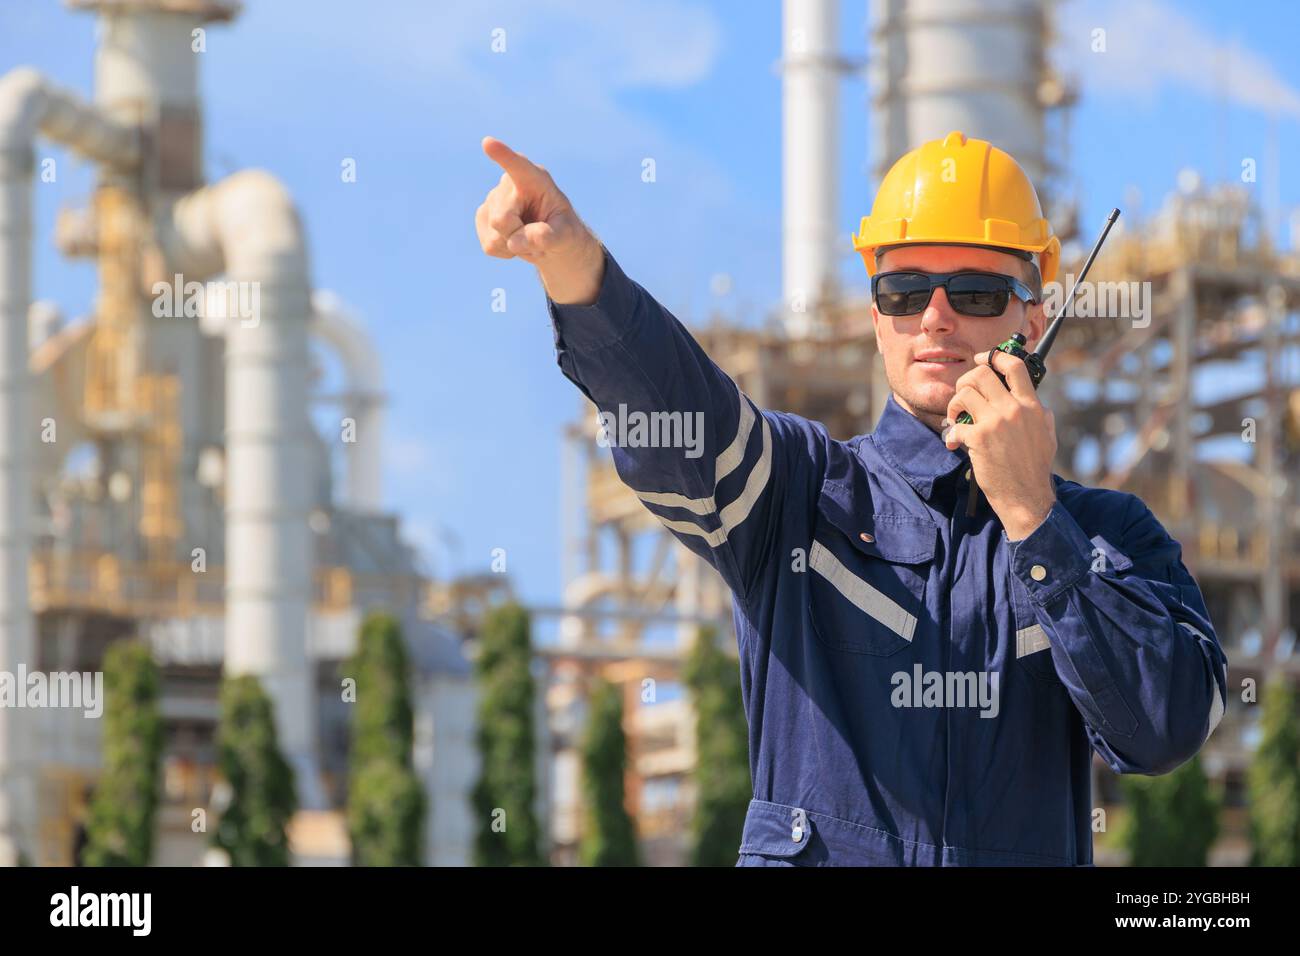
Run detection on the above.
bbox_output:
[943,349,1058,541]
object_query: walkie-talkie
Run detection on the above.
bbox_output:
[952,208,1122,517]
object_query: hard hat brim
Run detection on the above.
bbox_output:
[857,235,1061,287]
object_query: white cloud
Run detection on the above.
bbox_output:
[430,0,722,90]
[233,0,729,173]
[1060,0,1300,118]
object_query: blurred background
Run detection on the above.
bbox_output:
[0,0,1296,866]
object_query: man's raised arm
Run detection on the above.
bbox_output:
[475,136,826,603]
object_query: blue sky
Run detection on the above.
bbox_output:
[2,0,1298,625]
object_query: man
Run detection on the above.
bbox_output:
[475,130,1228,866]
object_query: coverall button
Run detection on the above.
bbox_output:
[791,825,804,843]
[964,468,972,481]
[859,531,874,543]
[1031,564,1048,582]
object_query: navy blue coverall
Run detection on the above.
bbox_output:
[547,246,1229,866]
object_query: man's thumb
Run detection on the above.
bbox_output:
[506,221,557,257]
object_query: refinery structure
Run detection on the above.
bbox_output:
[0,0,1296,868]
[0,0,477,866]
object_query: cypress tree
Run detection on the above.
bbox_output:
[1119,754,1219,866]
[471,602,543,865]
[346,612,426,865]
[83,641,164,866]
[1248,675,1300,866]
[348,759,426,867]
[578,677,639,866]
[684,624,751,866]
[211,675,297,866]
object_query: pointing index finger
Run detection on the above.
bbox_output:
[482,136,546,191]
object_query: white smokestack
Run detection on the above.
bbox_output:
[782,0,841,339]
[92,0,324,809]
[870,0,1049,186]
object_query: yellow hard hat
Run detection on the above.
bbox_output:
[853,130,1060,286]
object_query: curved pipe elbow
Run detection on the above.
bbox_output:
[0,67,140,167]
[0,68,46,153]
[167,168,310,284]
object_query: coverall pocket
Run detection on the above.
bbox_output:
[807,513,935,657]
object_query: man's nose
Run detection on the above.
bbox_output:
[920,287,958,334]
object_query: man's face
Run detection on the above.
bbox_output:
[871,245,1047,432]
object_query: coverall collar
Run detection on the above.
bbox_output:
[868,393,970,501]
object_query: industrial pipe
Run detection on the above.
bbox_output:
[310,291,386,514]
[781,0,841,338]
[0,65,139,866]
[167,169,324,810]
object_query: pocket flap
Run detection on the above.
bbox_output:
[817,482,937,564]
[738,800,815,858]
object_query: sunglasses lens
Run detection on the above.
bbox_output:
[947,275,1010,316]
[875,273,932,315]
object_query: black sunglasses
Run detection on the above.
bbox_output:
[872,270,1039,317]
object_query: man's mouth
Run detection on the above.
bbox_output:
[913,352,966,367]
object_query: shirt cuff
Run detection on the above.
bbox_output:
[1006,501,1094,605]
[546,245,640,353]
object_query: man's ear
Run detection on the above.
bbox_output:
[870,303,883,352]
[1024,302,1047,351]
